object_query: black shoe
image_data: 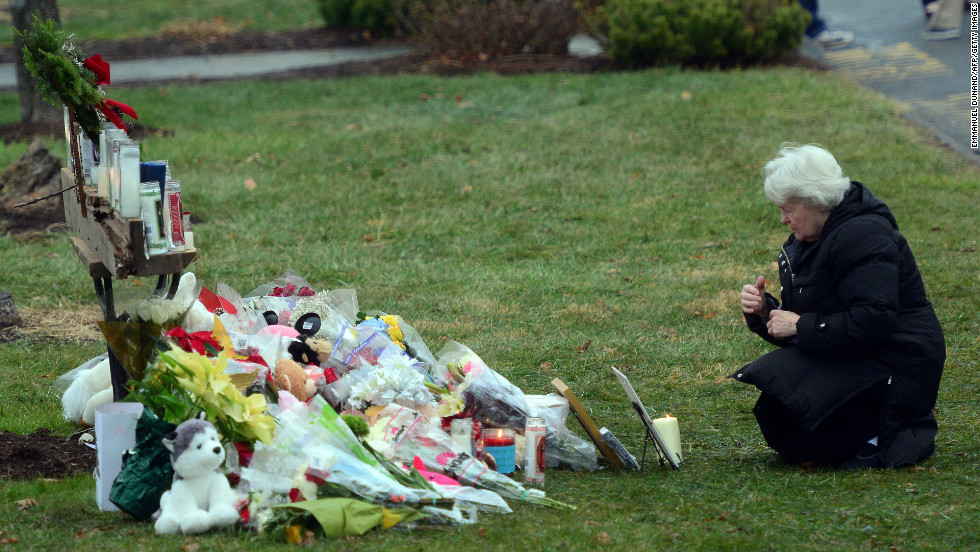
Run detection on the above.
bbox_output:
[839,443,884,470]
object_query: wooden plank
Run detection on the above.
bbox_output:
[70,237,112,279]
[62,168,197,278]
[551,378,625,470]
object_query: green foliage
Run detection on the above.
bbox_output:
[16,13,103,138]
[600,0,809,67]
[396,0,581,58]
[316,0,398,36]
[341,413,371,437]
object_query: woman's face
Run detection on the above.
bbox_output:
[777,198,830,242]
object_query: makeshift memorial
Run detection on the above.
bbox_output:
[55,269,602,536]
[155,415,241,535]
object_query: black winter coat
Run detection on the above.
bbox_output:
[732,182,945,468]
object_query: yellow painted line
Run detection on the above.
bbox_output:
[904,93,974,128]
[823,42,951,83]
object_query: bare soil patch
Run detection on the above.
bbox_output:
[0,428,96,480]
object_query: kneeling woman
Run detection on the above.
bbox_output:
[733,144,945,469]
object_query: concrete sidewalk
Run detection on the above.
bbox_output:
[802,0,978,163]
[0,45,414,90]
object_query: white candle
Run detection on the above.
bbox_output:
[653,414,682,463]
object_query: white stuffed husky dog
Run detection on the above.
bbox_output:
[154,415,240,535]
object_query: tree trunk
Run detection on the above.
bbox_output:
[0,292,21,328]
[11,0,62,124]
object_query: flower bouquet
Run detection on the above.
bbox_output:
[368,404,574,509]
[436,341,531,431]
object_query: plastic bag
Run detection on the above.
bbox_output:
[108,408,176,520]
[526,394,598,471]
[436,341,530,430]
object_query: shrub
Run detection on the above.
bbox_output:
[598,0,808,67]
[316,0,398,36]
[395,0,582,59]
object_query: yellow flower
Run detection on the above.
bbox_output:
[156,345,275,444]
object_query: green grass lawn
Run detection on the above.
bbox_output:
[0,67,978,551]
[1,0,320,44]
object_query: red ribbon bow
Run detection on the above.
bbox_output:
[82,54,110,85]
[82,54,139,130]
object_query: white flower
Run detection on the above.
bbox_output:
[346,346,434,410]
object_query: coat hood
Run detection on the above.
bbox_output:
[822,181,898,236]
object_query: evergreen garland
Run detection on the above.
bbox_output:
[16,12,105,141]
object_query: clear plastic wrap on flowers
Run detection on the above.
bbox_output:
[436,485,512,514]
[244,270,316,299]
[436,341,530,431]
[527,394,598,472]
[363,311,437,374]
[344,345,436,412]
[368,404,572,509]
[241,400,430,510]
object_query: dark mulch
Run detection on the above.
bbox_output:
[0,428,97,480]
[0,26,389,65]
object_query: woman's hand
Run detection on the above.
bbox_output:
[767,310,800,339]
[741,276,770,318]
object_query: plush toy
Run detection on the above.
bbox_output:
[154,415,240,535]
[411,456,460,487]
[287,335,333,366]
[61,356,113,427]
[273,359,316,402]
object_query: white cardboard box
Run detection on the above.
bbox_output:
[94,402,144,511]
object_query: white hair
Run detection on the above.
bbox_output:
[762,144,851,210]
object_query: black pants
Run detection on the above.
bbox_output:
[753,382,888,465]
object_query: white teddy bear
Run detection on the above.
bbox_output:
[60,355,113,426]
[154,415,241,535]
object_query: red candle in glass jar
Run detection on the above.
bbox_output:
[482,428,515,447]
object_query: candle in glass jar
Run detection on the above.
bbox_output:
[482,428,516,473]
[652,414,682,463]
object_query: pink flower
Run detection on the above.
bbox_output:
[436,451,457,466]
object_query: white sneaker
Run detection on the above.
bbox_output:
[921,26,961,39]
[813,29,855,49]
